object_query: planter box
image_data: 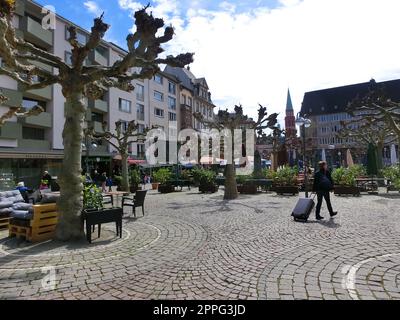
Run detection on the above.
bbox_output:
[275,186,299,196]
[199,183,219,194]
[158,184,175,194]
[334,186,361,197]
[387,185,400,193]
[152,183,160,190]
[239,184,258,194]
[82,208,123,244]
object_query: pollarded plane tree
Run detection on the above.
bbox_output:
[347,79,400,161]
[0,1,193,240]
[0,90,44,125]
[89,120,151,192]
[336,116,396,168]
[195,105,278,200]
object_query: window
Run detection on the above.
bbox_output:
[182,94,186,105]
[22,127,45,140]
[196,102,200,113]
[137,144,145,158]
[65,52,72,65]
[188,97,192,107]
[154,74,163,84]
[169,112,177,121]
[168,96,176,110]
[168,81,176,95]
[119,121,129,132]
[154,91,163,102]
[65,26,87,45]
[22,98,46,111]
[119,98,132,113]
[138,124,145,134]
[136,84,144,101]
[154,108,164,118]
[136,103,145,121]
[91,112,103,123]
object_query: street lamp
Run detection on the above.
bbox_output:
[296,113,312,198]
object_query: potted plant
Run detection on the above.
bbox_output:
[236,175,258,194]
[82,184,123,243]
[130,168,141,193]
[381,165,400,193]
[153,168,174,193]
[83,184,104,210]
[332,167,360,196]
[193,168,218,193]
[274,166,299,196]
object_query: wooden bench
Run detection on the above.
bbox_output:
[0,216,10,231]
[9,203,58,243]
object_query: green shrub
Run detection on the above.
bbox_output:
[348,164,366,178]
[263,168,277,180]
[381,165,400,188]
[130,168,141,186]
[114,175,122,186]
[192,168,216,185]
[83,184,103,210]
[153,168,172,185]
[275,166,297,186]
[332,167,357,186]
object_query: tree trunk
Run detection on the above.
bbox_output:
[56,92,85,241]
[376,141,384,175]
[224,164,238,200]
[121,152,129,192]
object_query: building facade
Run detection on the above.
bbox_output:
[163,66,216,130]
[0,0,213,186]
[300,79,400,168]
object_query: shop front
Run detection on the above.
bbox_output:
[0,152,63,189]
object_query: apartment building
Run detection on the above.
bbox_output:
[0,0,183,185]
[164,66,216,130]
[300,78,400,167]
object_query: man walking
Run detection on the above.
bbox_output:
[312,161,338,220]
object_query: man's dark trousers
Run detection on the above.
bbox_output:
[316,191,334,216]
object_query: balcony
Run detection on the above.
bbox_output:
[88,99,108,113]
[30,60,53,73]
[15,0,25,16]
[19,139,50,150]
[19,83,52,101]
[0,122,21,139]
[89,50,108,66]
[0,88,22,108]
[21,112,52,128]
[21,16,53,48]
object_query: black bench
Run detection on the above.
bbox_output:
[82,208,123,244]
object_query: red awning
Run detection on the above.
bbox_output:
[128,159,147,165]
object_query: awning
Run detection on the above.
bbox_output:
[128,159,147,165]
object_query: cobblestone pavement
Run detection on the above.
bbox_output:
[0,189,400,300]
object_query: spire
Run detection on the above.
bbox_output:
[286,89,293,111]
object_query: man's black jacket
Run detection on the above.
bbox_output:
[312,170,334,192]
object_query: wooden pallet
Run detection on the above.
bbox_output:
[9,203,58,243]
[9,224,30,240]
[0,216,10,231]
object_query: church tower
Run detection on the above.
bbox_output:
[285,89,297,137]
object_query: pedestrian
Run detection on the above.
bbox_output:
[106,176,113,192]
[312,161,338,220]
[99,172,107,193]
[41,170,52,189]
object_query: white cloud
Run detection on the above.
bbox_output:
[120,0,400,124]
[83,1,103,17]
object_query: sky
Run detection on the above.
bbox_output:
[36,0,400,124]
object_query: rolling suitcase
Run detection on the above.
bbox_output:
[291,194,316,222]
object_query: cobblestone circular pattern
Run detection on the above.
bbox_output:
[0,189,399,300]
